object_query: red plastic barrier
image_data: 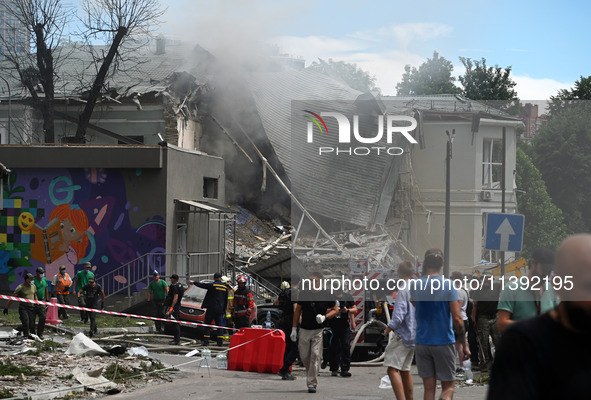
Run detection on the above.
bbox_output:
[228,328,285,374]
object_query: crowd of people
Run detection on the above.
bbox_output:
[3,233,590,399]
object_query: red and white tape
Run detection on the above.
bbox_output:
[0,294,237,331]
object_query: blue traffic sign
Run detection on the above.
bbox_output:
[485,213,525,252]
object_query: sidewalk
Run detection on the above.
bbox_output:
[121,352,489,400]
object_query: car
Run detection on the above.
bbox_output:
[178,283,257,335]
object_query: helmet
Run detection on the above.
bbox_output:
[221,276,231,283]
[237,275,247,284]
[280,281,290,290]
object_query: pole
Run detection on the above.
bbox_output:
[444,130,455,277]
[0,75,11,143]
[501,128,507,276]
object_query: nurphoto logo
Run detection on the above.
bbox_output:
[304,111,418,156]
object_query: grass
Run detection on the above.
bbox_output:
[104,358,168,384]
[0,359,40,377]
[0,310,152,329]
[0,388,14,399]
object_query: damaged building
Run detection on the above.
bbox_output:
[0,37,522,291]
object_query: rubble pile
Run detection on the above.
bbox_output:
[0,334,175,400]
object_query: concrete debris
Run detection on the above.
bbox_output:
[73,366,118,392]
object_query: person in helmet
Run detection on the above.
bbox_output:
[78,275,105,337]
[233,275,255,329]
[190,272,227,346]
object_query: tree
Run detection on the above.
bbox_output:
[531,101,591,233]
[458,57,518,111]
[0,0,165,143]
[74,0,165,142]
[547,75,591,117]
[0,0,73,143]
[515,146,567,257]
[307,58,378,93]
[395,51,460,96]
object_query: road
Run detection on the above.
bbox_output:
[116,352,489,400]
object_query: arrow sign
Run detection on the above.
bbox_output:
[485,213,525,252]
[496,218,516,251]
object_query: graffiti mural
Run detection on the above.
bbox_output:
[1,168,166,291]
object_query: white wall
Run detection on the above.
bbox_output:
[409,120,519,271]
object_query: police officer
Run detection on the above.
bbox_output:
[190,272,227,346]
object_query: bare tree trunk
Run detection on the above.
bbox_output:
[33,23,55,143]
[74,26,127,143]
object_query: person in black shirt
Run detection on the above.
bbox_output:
[292,271,338,394]
[164,274,183,345]
[276,276,301,380]
[190,272,227,346]
[327,288,357,377]
[488,234,591,400]
[77,275,105,337]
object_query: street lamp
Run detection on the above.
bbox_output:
[0,75,11,144]
[444,129,455,277]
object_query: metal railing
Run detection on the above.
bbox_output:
[235,265,279,302]
[97,253,184,299]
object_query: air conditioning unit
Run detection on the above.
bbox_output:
[480,190,494,201]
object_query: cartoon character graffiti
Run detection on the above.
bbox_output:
[23,204,90,278]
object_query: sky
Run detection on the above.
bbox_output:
[157,0,591,101]
[74,0,591,101]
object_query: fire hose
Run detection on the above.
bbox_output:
[350,302,391,366]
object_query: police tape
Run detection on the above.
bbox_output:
[0,294,238,331]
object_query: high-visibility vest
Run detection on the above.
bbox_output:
[55,273,72,295]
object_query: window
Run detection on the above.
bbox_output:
[118,135,144,144]
[203,178,218,199]
[482,138,503,188]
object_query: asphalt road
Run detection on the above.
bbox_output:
[116,353,490,400]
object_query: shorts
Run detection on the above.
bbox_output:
[383,335,415,371]
[415,343,456,382]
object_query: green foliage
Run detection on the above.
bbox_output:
[548,76,591,116]
[531,102,591,233]
[395,51,461,95]
[0,388,14,399]
[458,57,519,112]
[307,58,378,93]
[515,147,567,257]
[0,359,40,377]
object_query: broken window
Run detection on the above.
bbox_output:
[203,177,218,199]
[482,138,502,189]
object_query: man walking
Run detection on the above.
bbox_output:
[232,275,254,329]
[190,272,227,346]
[33,267,49,339]
[73,262,94,323]
[4,273,38,339]
[147,270,168,333]
[384,261,416,400]
[292,271,338,394]
[52,265,72,320]
[78,275,105,337]
[410,249,470,400]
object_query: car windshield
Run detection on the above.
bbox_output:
[182,284,208,302]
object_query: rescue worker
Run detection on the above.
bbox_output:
[276,277,301,380]
[233,275,255,329]
[190,272,227,346]
[78,275,105,337]
[52,265,72,320]
[164,274,183,345]
[4,273,38,339]
[33,267,49,339]
[222,276,235,340]
[147,270,169,333]
[73,262,94,323]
